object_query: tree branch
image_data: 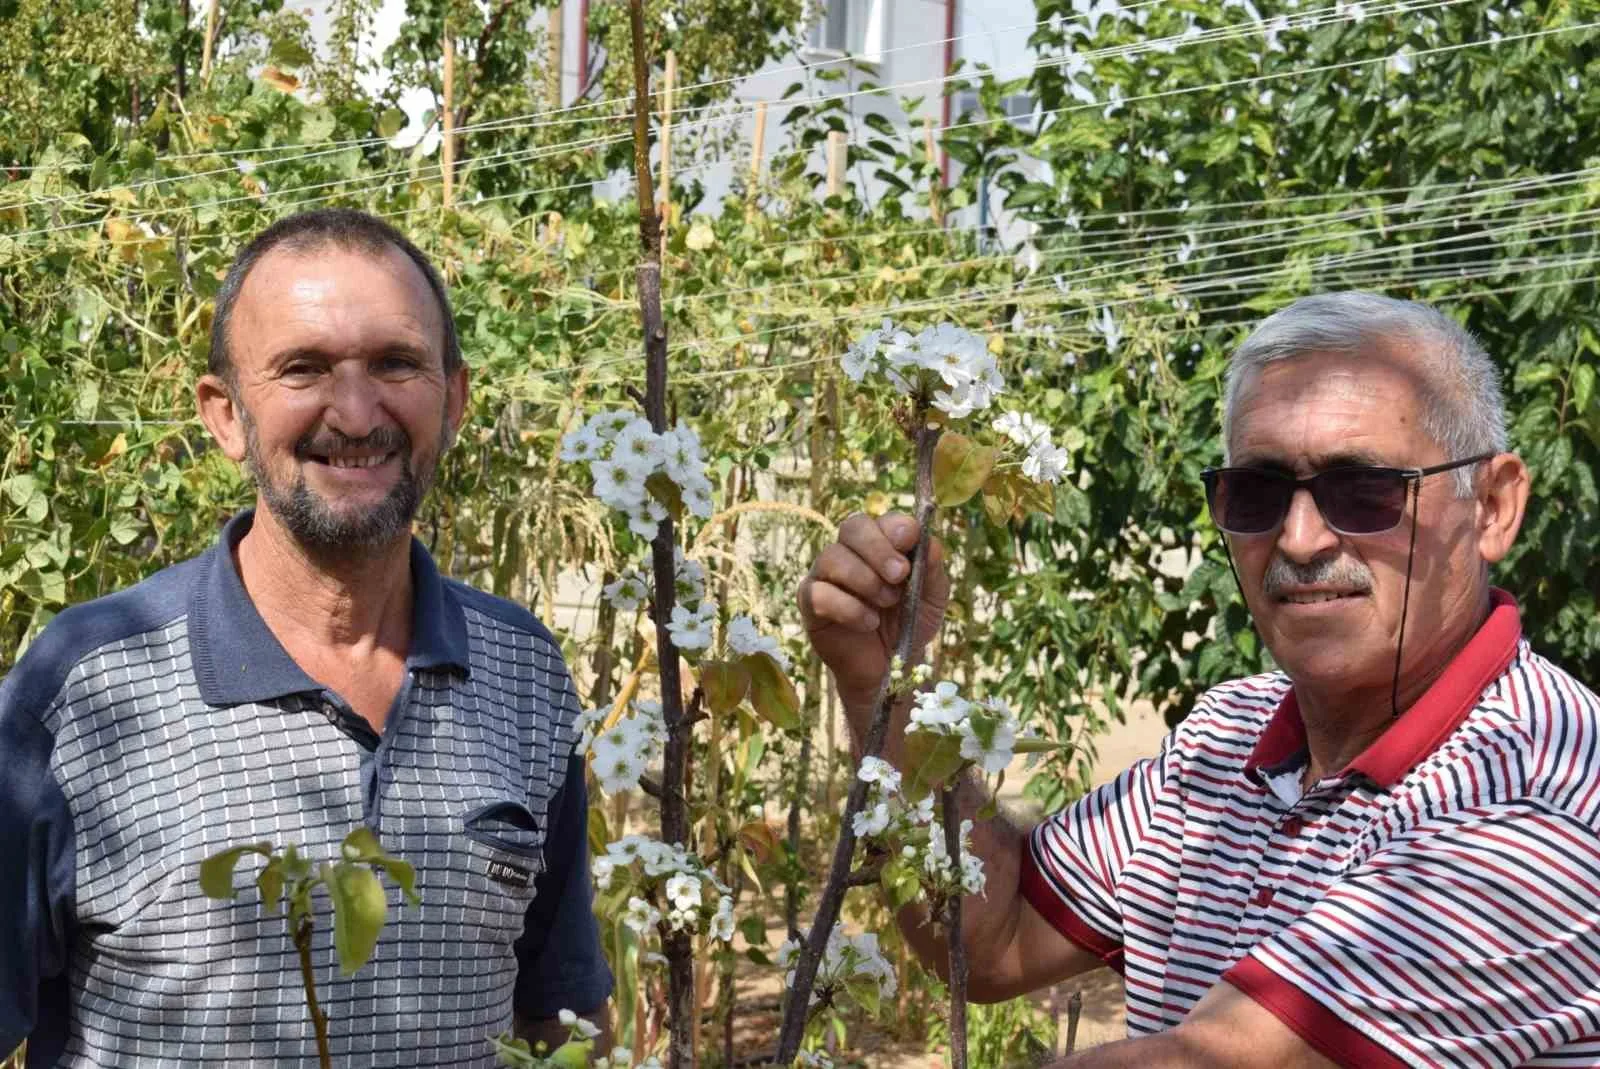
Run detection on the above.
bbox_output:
[773,417,943,1064]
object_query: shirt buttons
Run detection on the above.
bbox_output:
[1281,816,1304,836]
[1251,886,1275,908]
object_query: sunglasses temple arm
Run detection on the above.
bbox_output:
[1391,479,1423,719]
[1219,535,1250,628]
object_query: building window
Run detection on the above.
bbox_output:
[806,0,886,62]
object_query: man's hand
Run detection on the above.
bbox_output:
[797,512,950,714]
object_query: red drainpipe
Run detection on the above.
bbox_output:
[577,0,591,95]
[940,0,957,190]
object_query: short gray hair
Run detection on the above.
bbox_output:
[1222,291,1506,495]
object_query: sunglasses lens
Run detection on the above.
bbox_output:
[1316,469,1408,534]
[1208,470,1291,534]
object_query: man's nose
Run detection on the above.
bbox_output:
[1275,487,1341,563]
[323,363,385,439]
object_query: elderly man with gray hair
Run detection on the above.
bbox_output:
[798,291,1600,1067]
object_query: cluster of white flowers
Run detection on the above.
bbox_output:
[778,927,897,1008]
[579,700,665,795]
[726,614,789,669]
[664,551,718,651]
[908,683,1020,775]
[922,817,987,896]
[561,410,715,537]
[593,835,735,941]
[851,756,984,895]
[842,319,1004,419]
[992,411,1071,485]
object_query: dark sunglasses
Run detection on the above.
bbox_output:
[1200,453,1495,536]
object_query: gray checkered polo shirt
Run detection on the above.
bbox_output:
[0,511,612,1067]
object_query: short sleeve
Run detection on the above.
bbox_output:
[1225,800,1600,1069]
[513,751,613,1019]
[1020,739,1170,970]
[0,675,77,1064]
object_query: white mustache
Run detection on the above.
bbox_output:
[1262,556,1373,598]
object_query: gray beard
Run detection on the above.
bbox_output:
[243,418,441,557]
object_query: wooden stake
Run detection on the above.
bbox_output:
[749,101,768,186]
[657,50,677,251]
[826,129,846,199]
[199,0,220,85]
[925,123,945,226]
[547,2,565,106]
[441,29,456,209]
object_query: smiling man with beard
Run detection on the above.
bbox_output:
[0,210,612,1067]
[800,292,1600,1067]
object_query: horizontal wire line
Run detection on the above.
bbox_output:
[647,200,1600,357]
[4,0,1462,220]
[33,254,1600,426]
[0,0,1248,174]
[756,165,1600,251]
[8,1,1537,248]
[657,170,1600,307]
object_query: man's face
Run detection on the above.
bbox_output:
[211,244,466,556]
[1225,346,1487,697]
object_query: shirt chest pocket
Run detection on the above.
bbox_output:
[462,799,548,898]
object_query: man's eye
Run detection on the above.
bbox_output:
[282,363,321,378]
[379,355,420,372]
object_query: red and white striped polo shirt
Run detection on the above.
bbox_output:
[1022,590,1600,1067]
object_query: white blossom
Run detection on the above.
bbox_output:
[559,420,603,463]
[710,895,736,942]
[1023,440,1070,484]
[667,601,716,650]
[910,681,970,732]
[623,896,660,934]
[591,459,648,510]
[853,801,892,837]
[856,756,902,793]
[604,569,648,611]
[557,1008,601,1039]
[727,615,789,669]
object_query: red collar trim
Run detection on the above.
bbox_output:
[1243,588,1522,788]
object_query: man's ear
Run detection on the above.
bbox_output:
[196,373,249,463]
[444,364,469,450]
[1476,452,1530,565]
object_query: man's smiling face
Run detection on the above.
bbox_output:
[217,242,466,556]
[1224,343,1488,700]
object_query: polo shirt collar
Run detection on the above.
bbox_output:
[190,510,470,707]
[1244,587,1522,789]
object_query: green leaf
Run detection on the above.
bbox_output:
[742,652,800,731]
[932,432,997,507]
[700,659,751,715]
[341,826,383,862]
[300,107,337,145]
[646,471,685,519]
[341,828,419,905]
[901,730,968,801]
[1012,737,1068,755]
[843,975,881,1016]
[378,108,407,139]
[198,842,271,900]
[269,37,314,68]
[326,861,388,975]
[256,858,285,915]
[107,513,142,546]
[550,1039,594,1068]
[1574,362,1596,414]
